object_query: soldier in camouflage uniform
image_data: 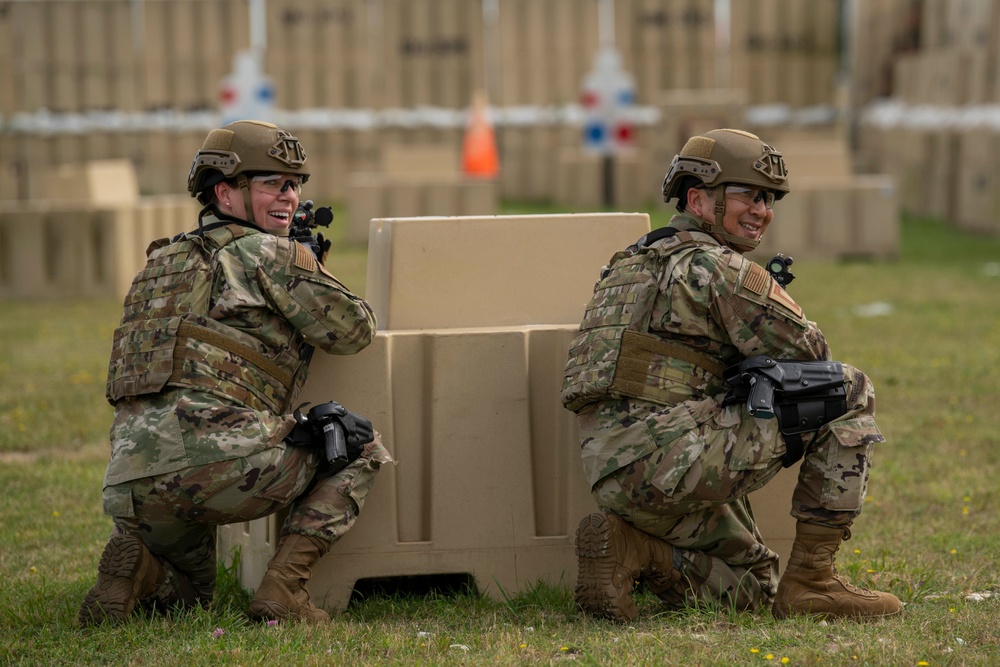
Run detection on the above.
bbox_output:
[562,129,902,622]
[78,120,394,626]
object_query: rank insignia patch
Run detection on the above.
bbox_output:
[768,281,804,319]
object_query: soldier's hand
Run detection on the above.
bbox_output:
[315,232,332,264]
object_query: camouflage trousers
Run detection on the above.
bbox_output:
[587,364,883,611]
[104,435,393,606]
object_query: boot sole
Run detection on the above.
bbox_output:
[574,512,636,623]
[77,535,151,627]
[772,604,903,621]
[248,574,331,623]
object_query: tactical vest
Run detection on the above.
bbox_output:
[561,230,728,413]
[106,224,309,414]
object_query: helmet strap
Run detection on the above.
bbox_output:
[702,184,760,253]
[236,173,255,225]
[713,185,726,230]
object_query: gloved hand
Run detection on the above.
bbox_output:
[314,232,332,264]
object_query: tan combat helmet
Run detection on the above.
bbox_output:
[661,128,789,251]
[187,120,309,226]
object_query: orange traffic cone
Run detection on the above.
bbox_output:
[462,91,499,178]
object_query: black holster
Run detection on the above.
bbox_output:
[723,356,848,467]
[286,401,375,475]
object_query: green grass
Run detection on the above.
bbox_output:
[1,210,998,665]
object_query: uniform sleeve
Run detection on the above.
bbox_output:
[252,236,377,354]
[710,251,831,361]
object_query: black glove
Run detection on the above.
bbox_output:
[314,232,332,264]
[288,402,375,475]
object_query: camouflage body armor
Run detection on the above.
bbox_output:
[562,228,729,413]
[107,224,308,415]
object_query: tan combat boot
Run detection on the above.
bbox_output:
[574,512,680,623]
[78,534,166,627]
[248,533,331,623]
[773,522,902,620]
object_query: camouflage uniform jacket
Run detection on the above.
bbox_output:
[102,214,376,488]
[562,213,831,486]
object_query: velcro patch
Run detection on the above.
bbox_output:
[743,263,769,296]
[293,242,317,272]
[768,281,804,319]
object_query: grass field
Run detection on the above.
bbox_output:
[1,208,998,666]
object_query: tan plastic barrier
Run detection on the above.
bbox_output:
[0,159,198,299]
[0,197,197,299]
[217,212,802,611]
[365,213,651,330]
[346,145,498,244]
[740,135,900,263]
[750,174,900,263]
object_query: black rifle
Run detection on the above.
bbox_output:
[289,200,334,261]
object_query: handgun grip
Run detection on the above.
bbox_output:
[322,420,348,467]
[746,375,776,419]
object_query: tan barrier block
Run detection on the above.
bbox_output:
[460,179,497,215]
[551,148,657,211]
[365,213,651,329]
[653,88,747,167]
[0,204,48,298]
[955,127,999,234]
[925,129,959,221]
[0,134,26,201]
[808,180,855,259]
[554,150,602,210]
[381,144,459,179]
[345,174,383,244]
[751,188,813,263]
[148,195,198,242]
[218,326,801,610]
[42,159,139,206]
[0,196,199,299]
[45,208,97,294]
[93,207,139,300]
[753,176,901,263]
[424,179,461,217]
[386,181,424,219]
[346,174,498,244]
[853,176,901,258]
[782,139,854,182]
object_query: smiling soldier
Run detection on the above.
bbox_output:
[79,120,393,626]
[562,129,902,622]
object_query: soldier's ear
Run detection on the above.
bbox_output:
[213,181,234,204]
[687,186,709,218]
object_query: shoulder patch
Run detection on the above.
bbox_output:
[743,262,769,296]
[768,281,804,319]
[293,242,317,272]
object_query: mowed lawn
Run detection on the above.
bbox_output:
[1,212,998,666]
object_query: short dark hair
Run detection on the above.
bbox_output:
[674,176,704,213]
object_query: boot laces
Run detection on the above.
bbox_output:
[831,566,873,594]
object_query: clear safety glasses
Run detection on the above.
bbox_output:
[250,174,304,196]
[725,185,776,210]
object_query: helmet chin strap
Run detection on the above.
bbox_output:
[699,184,761,253]
[236,173,256,225]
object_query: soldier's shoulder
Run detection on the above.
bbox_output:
[226,228,286,261]
[729,254,807,322]
[678,237,733,270]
